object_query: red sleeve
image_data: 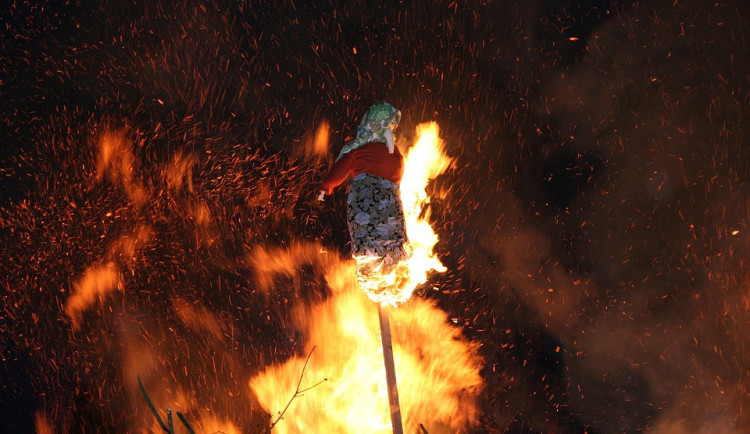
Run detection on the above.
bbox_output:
[320,151,354,195]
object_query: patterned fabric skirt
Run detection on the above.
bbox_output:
[347,173,409,295]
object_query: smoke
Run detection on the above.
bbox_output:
[449,0,750,431]
[544,2,748,431]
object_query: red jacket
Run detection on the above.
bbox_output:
[320,142,404,195]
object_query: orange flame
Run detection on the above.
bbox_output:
[65,261,121,330]
[359,122,452,305]
[164,150,197,193]
[65,224,153,330]
[34,411,53,434]
[96,130,147,206]
[250,262,483,433]
[297,120,330,161]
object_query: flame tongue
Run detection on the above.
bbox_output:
[361,122,451,305]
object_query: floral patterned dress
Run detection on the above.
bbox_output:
[347,173,409,283]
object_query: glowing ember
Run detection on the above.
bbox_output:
[358,122,452,305]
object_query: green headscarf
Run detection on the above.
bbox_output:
[336,102,401,160]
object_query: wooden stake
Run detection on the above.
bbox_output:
[378,303,404,434]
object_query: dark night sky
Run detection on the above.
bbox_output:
[1,0,749,432]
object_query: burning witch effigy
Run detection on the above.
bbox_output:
[250,111,482,434]
[318,102,411,303]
